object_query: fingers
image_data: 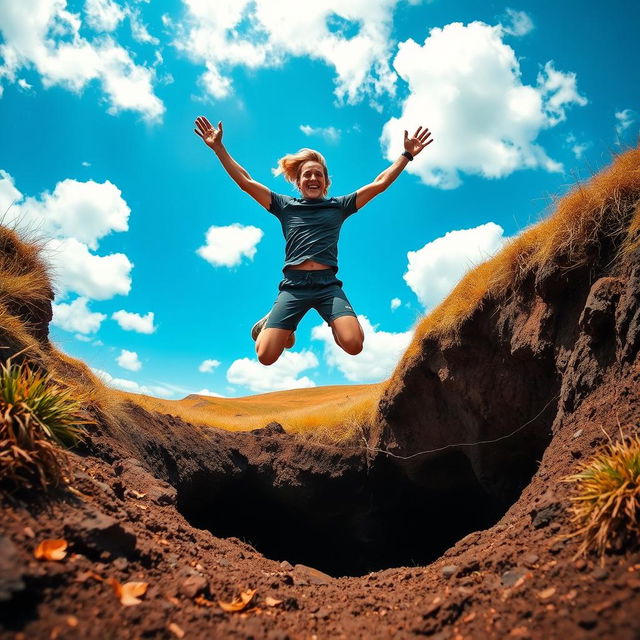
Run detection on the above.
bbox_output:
[414,126,422,138]
[194,128,203,138]
[218,121,223,132]
[404,129,408,140]
[195,116,215,136]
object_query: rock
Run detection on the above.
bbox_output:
[293,564,333,586]
[0,536,25,602]
[522,553,539,567]
[179,574,208,598]
[441,565,458,579]
[591,567,608,581]
[250,422,286,436]
[114,458,177,505]
[577,610,598,629]
[579,277,623,341]
[501,568,528,588]
[65,510,136,557]
[279,560,293,571]
[531,503,560,529]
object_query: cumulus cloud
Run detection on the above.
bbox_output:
[112,309,156,333]
[45,237,132,299]
[381,21,587,189]
[615,109,636,141]
[227,350,318,393]
[0,170,134,300]
[117,348,141,371]
[566,133,590,160]
[84,0,125,32]
[403,222,507,310]
[299,124,341,143]
[501,8,533,36]
[390,297,401,310]
[52,296,106,334]
[312,315,411,383]
[197,223,263,267]
[195,388,225,397]
[172,0,400,105]
[199,359,221,373]
[0,0,164,120]
[92,368,176,397]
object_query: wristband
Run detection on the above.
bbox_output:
[402,150,413,161]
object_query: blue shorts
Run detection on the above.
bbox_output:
[265,269,357,331]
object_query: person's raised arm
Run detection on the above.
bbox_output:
[355,126,433,210]
[194,116,271,210]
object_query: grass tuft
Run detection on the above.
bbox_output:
[564,430,640,558]
[0,358,89,491]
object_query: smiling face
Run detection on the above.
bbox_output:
[297,160,328,199]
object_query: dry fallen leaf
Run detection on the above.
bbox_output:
[194,596,217,608]
[264,596,283,607]
[167,622,185,638]
[218,589,257,612]
[108,578,149,606]
[34,539,68,561]
[76,571,103,583]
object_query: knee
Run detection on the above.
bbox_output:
[256,345,280,366]
[340,335,364,355]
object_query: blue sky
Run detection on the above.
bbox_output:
[0,0,638,398]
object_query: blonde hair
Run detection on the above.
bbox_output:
[272,148,331,196]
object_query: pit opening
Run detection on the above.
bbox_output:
[177,445,544,578]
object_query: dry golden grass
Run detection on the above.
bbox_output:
[384,147,640,396]
[563,429,640,559]
[113,383,384,441]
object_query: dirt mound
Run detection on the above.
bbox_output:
[1,150,639,638]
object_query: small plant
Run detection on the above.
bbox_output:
[0,358,88,490]
[564,430,640,558]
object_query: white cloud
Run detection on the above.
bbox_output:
[197,223,263,267]
[45,237,133,300]
[128,8,159,45]
[299,124,341,143]
[501,8,533,36]
[390,297,401,310]
[615,109,636,140]
[0,170,134,300]
[17,78,32,90]
[381,21,587,189]
[173,0,400,105]
[117,348,141,371]
[18,178,130,250]
[227,350,318,392]
[566,133,590,160]
[92,368,175,396]
[311,315,411,382]
[112,309,156,333]
[199,359,221,373]
[0,0,164,121]
[84,0,125,32]
[52,296,106,334]
[195,388,225,397]
[403,222,507,310]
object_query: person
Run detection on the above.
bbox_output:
[194,116,433,366]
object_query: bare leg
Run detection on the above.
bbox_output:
[256,327,295,365]
[330,316,364,355]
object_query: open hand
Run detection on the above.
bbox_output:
[194,116,223,150]
[404,126,432,157]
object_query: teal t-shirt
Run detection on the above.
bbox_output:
[269,191,358,273]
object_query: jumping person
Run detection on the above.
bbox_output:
[194,116,433,366]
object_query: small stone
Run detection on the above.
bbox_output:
[179,574,208,599]
[501,568,528,588]
[293,564,333,586]
[441,565,458,579]
[112,557,128,571]
[574,559,587,571]
[532,503,560,529]
[522,554,539,567]
[577,610,598,629]
[572,429,583,440]
[591,567,608,581]
[280,560,293,571]
[509,626,532,639]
